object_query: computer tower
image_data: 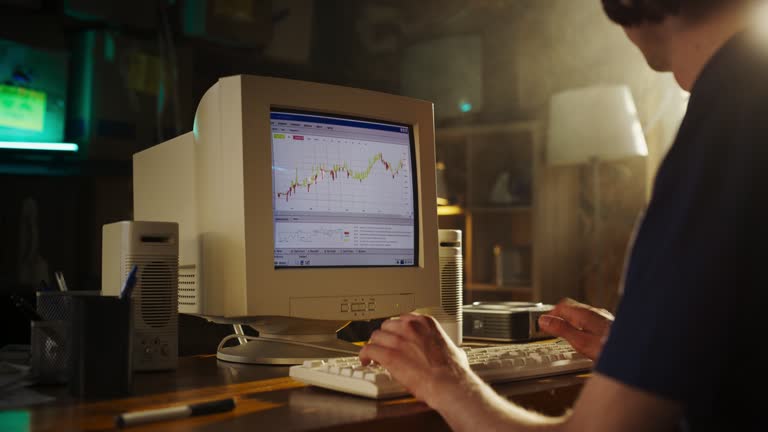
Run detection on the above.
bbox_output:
[102,221,179,371]
[437,229,463,345]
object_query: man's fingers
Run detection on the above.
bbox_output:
[368,329,405,349]
[359,343,403,369]
[538,315,599,360]
[385,314,433,339]
[381,313,428,331]
[557,298,614,320]
[380,317,406,333]
[550,301,612,334]
[539,314,575,338]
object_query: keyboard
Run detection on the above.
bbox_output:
[289,339,592,399]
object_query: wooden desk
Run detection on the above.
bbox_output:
[20,356,588,432]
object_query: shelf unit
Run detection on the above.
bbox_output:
[435,122,541,303]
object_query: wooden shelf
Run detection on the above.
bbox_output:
[468,206,531,214]
[465,283,534,303]
[437,121,542,303]
[467,283,532,292]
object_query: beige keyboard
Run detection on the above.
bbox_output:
[289,339,592,399]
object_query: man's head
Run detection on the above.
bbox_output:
[601,0,730,27]
[602,0,757,72]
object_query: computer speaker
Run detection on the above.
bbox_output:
[437,229,463,346]
[102,221,179,371]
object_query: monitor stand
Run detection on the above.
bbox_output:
[216,317,362,365]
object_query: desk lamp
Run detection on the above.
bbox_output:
[547,85,648,306]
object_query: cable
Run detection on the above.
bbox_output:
[232,324,248,345]
[217,334,360,357]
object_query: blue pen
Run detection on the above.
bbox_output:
[39,279,52,292]
[120,265,138,300]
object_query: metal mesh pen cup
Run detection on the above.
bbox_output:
[33,291,100,384]
[30,320,70,384]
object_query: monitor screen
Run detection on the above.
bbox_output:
[0,39,68,145]
[270,109,418,268]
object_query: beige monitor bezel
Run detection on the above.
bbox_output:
[200,75,440,320]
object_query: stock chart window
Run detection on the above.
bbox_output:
[270,110,418,268]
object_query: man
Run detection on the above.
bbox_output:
[360,0,768,430]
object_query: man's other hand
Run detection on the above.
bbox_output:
[538,298,614,361]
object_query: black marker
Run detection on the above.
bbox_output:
[116,398,236,428]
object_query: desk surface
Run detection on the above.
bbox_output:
[20,356,588,432]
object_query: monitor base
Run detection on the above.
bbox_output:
[216,334,361,365]
[215,317,363,365]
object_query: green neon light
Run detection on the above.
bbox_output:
[183,0,206,36]
[104,33,116,63]
[0,411,30,432]
[0,85,47,131]
[0,141,79,151]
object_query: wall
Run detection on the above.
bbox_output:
[385,0,686,308]
[512,1,685,309]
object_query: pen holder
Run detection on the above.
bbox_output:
[69,295,133,398]
[34,291,100,385]
[36,290,101,321]
[30,320,70,384]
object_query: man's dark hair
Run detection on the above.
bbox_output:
[601,0,735,26]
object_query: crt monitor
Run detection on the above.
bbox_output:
[133,75,440,364]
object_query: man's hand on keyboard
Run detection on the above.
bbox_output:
[537,298,614,361]
[359,313,472,407]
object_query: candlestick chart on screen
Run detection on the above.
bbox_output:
[272,137,413,216]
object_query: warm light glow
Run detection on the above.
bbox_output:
[754,4,768,36]
[631,121,648,156]
[0,141,79,152]
[547,85,648,165]
[436,197,450,206]
[680,89,690,115]
[623,96,638,116]
[437,205,463,216]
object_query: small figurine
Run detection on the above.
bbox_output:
[489,171,516,205]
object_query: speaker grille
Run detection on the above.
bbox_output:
[439,255,463,321]
[125,255,178,329]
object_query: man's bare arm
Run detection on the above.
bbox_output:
[360,314,682,432]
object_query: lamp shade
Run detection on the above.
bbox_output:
[547,85,648,165]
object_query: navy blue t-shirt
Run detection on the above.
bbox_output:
[595,30,768,431]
